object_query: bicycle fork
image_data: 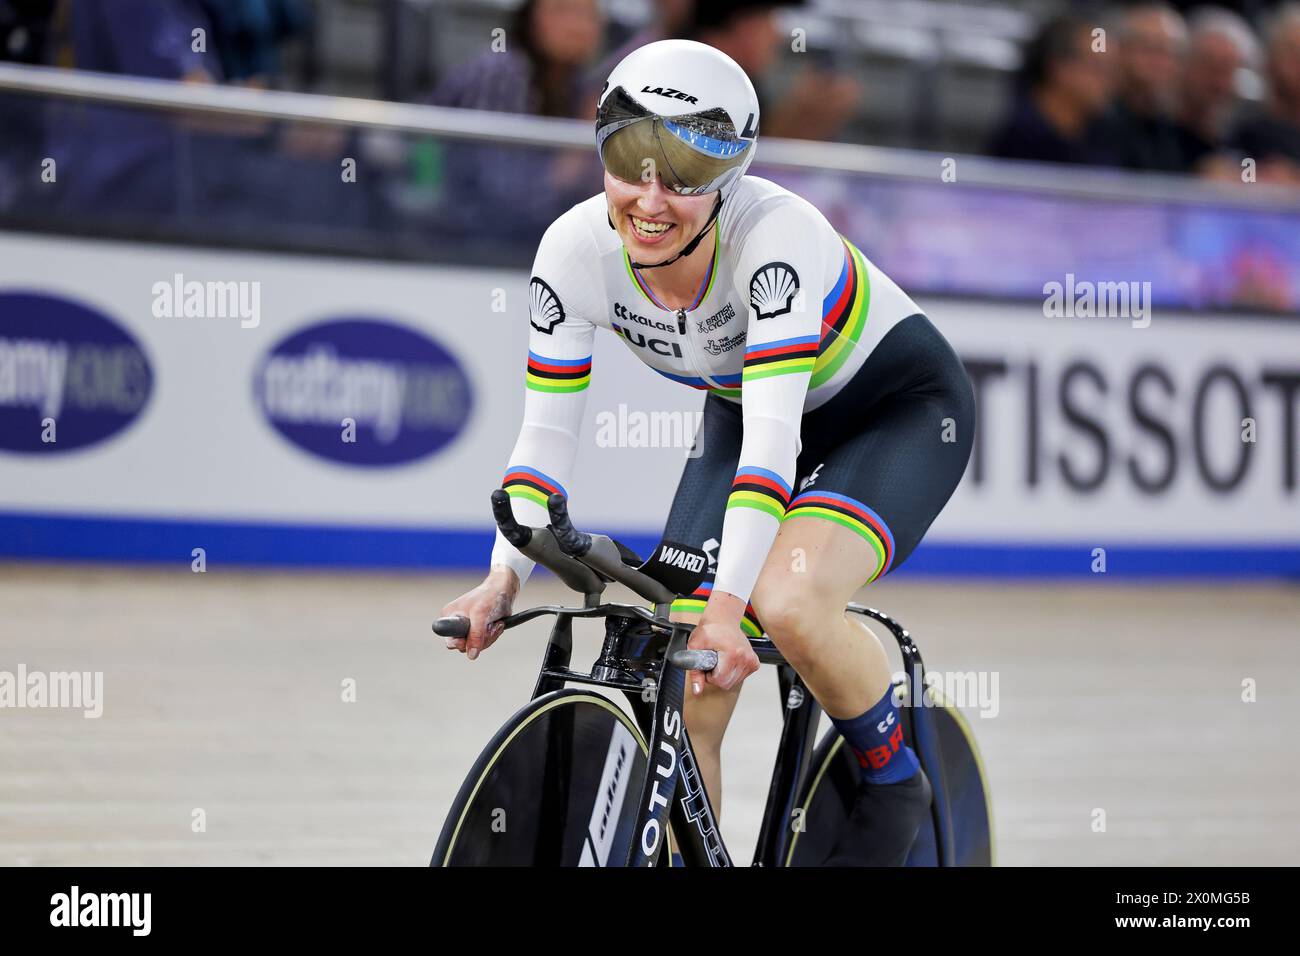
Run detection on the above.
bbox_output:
[625,639,821,867]
[624,624,733,867]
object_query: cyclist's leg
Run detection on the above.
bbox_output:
[752,513,892,715]
[661,393,745,819]
[753,314,974,715]
[752,513,931,865]
[752,313,976,863]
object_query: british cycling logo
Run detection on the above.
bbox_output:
[529,277,565,334]
[696,302,736,334]
[0,291,152,454]
[749,262,800,319]
[50,886,150,936]
[254,318,473,466]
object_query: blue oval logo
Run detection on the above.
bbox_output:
[254,318,473,466]
[0,291,153,454]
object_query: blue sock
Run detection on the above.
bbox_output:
[671,852,684,868]
[830,685,920,784]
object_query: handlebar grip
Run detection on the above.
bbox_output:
[490,489,531,548]
[669,649,718,672]
[547,493,592,557]
[432,615,471,638]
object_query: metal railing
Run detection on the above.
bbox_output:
[3,62,1297,209]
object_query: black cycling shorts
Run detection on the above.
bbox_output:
[664,312,974,626]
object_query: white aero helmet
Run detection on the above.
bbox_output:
[596,39,759,198]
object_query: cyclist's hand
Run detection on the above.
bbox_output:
[438,566,519,661]
[688,616,759,693]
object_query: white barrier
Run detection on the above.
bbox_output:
[1,231,1296,576]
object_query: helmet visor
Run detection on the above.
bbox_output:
[596,86,753,195]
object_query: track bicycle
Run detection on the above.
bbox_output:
[431,491,993,867]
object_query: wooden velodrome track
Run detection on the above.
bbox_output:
[2,564,1297,866]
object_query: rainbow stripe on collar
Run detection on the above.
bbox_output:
[623,221,720,312]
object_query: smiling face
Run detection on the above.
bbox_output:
[603,170,718,265]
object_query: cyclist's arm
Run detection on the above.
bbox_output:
[489,215,600,586]
[710,200,826,607]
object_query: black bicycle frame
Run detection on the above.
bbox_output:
[510,598,953,867]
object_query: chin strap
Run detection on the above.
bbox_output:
[612,194,723,271]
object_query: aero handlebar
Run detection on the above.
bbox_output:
[431,616,718,672]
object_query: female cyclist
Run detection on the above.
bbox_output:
[439,39,975,866]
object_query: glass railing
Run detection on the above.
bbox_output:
[3,64,1299,312]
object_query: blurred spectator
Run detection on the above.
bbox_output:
[1233,3,1300,181]
[1177,7,1259,171]
[988,12,1121,165]
[1166,0,1279,24]
[43,0,221,217]
[589,0,695,87]
[0,1,57,211]
[688,0,859,142]
[0,0,55,64]
[41,0,364,236]
[1101,3,1190,171]
[52,0,218,81]
[431,0,604,119]
[427,0,607,246]
[194,0,311,87]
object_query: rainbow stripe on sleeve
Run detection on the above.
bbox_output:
[810,239,871,389]
[501,465,567,509]
[742,334,819,383]
[724,238,869,398]
[725,465,793,520]
[526,351,591,393]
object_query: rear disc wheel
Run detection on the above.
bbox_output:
[786,700,993,867]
